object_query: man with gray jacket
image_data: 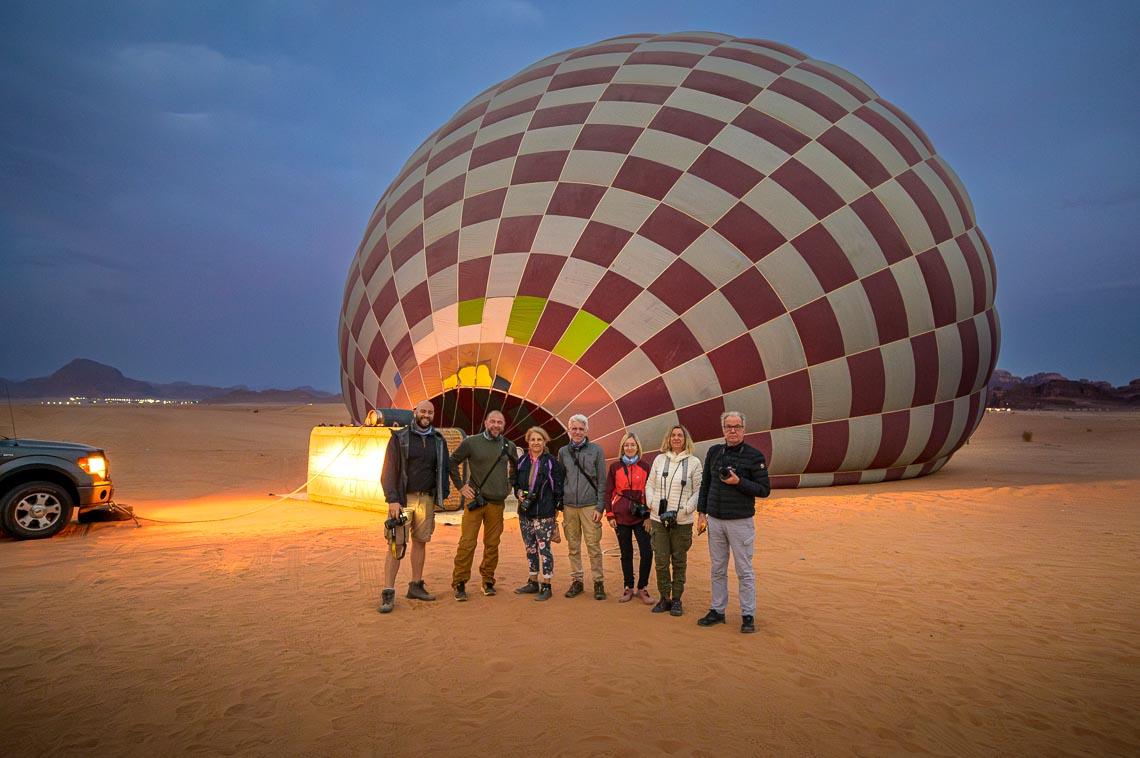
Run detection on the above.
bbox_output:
[557,414,608,599]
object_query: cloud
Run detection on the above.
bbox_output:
[111,42,273,89]
[457,0,544,23]
[1061,278,1140,295]
[1060,185,1140,211]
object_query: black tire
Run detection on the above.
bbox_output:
[0,481,75,540]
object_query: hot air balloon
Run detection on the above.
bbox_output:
[339,32,999,487]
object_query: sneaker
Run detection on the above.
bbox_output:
[535,583,552,602]
[514,579,539,594]
[378,588,395,614]
[697,609,726,627]
[651,597,672,614]
[741,615,757,634]
[618,587,635,603]
[454,582,468,602]
[406,580,436,601]
[669,598,684,617]
[481,582,497,596]
[594,581,606,600]
[637,588,654,605]
[564,580,584,598]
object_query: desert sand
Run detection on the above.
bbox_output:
[1,404,1137,757]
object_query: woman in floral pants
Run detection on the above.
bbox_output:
[513,427,565,601]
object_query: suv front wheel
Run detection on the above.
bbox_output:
[1,482,75,540]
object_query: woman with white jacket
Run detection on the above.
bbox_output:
[644,425,703,617]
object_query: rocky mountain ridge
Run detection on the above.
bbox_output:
[987,370,1140,409]
[1,359,340,403]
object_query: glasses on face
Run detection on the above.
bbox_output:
[723,424,743,431]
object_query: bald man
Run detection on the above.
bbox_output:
[448,410,518,600]
[378,400,451,614]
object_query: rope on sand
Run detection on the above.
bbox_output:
[130,426,367,525]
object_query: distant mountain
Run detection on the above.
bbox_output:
[1,359,341,403]
[987,370,1140,410]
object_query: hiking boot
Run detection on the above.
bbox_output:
[454,582,468,602]
[618,587,635,603]
[564,580,584,598]
[594,581,606,600]
[514,578,540,594]
[406,580,436,601]
[378,588,395,614]
[638,588,654,605]
[669,598,684,617]
[741,615,757,634]
[481,582,496,596]
[652,597,672,614]
[536,583,552,602]
[697,609,726,627]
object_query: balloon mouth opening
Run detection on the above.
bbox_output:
[428,387,569,451]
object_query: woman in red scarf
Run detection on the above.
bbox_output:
[604,432,654,604]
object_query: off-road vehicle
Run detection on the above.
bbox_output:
[0,438,115,539]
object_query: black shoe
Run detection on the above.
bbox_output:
[406,580,436,601]
[454,582,467,602]
[536,583,552,602]
[514,579,539,594]
[593,580,606,600]
[697,609,726,627]
[669,598,684,617]
[482,582,497,596]
[378,588,395,614]
[652,597,672,614]
[564,580,584,598]
[741,615,757,634]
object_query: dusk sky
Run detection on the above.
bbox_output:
[2,0,1137,392]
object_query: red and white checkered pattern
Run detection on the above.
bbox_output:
[339,32,1000,487]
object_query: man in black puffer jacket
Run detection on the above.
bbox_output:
[696,411,770,634]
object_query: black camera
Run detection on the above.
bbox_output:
[630,502,650,519]
[661,510,678,529]
[517,490,538,515]
[718,465,736,481]
[468,492,487,511]
[384,510,408,531]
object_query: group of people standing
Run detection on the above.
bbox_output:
[378,402,771,633]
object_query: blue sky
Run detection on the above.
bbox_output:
[1,0,1137,391]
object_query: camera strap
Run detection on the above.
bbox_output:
[568,446,599,493]
[473,439,510,494]
[658,455,689,514]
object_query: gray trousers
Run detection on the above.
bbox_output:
[707,515,756,615]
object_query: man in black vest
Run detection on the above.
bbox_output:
[378,400,451,614]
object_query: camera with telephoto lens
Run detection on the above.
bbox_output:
[468,492,487,511]
[718,465,736,481]
[384,509,408,532]
[661,510,678,529]
[517,490,538,515]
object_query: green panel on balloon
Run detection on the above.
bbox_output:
[457,298,484,327]
[505,296,545,345]
[553,311,608,363]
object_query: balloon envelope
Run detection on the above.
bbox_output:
[339,32,999,487]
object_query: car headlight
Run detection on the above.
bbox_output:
[79,455,108,480]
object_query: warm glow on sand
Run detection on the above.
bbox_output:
[1,404,1137,756]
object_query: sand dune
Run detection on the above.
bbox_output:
[1,405,1137,756]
